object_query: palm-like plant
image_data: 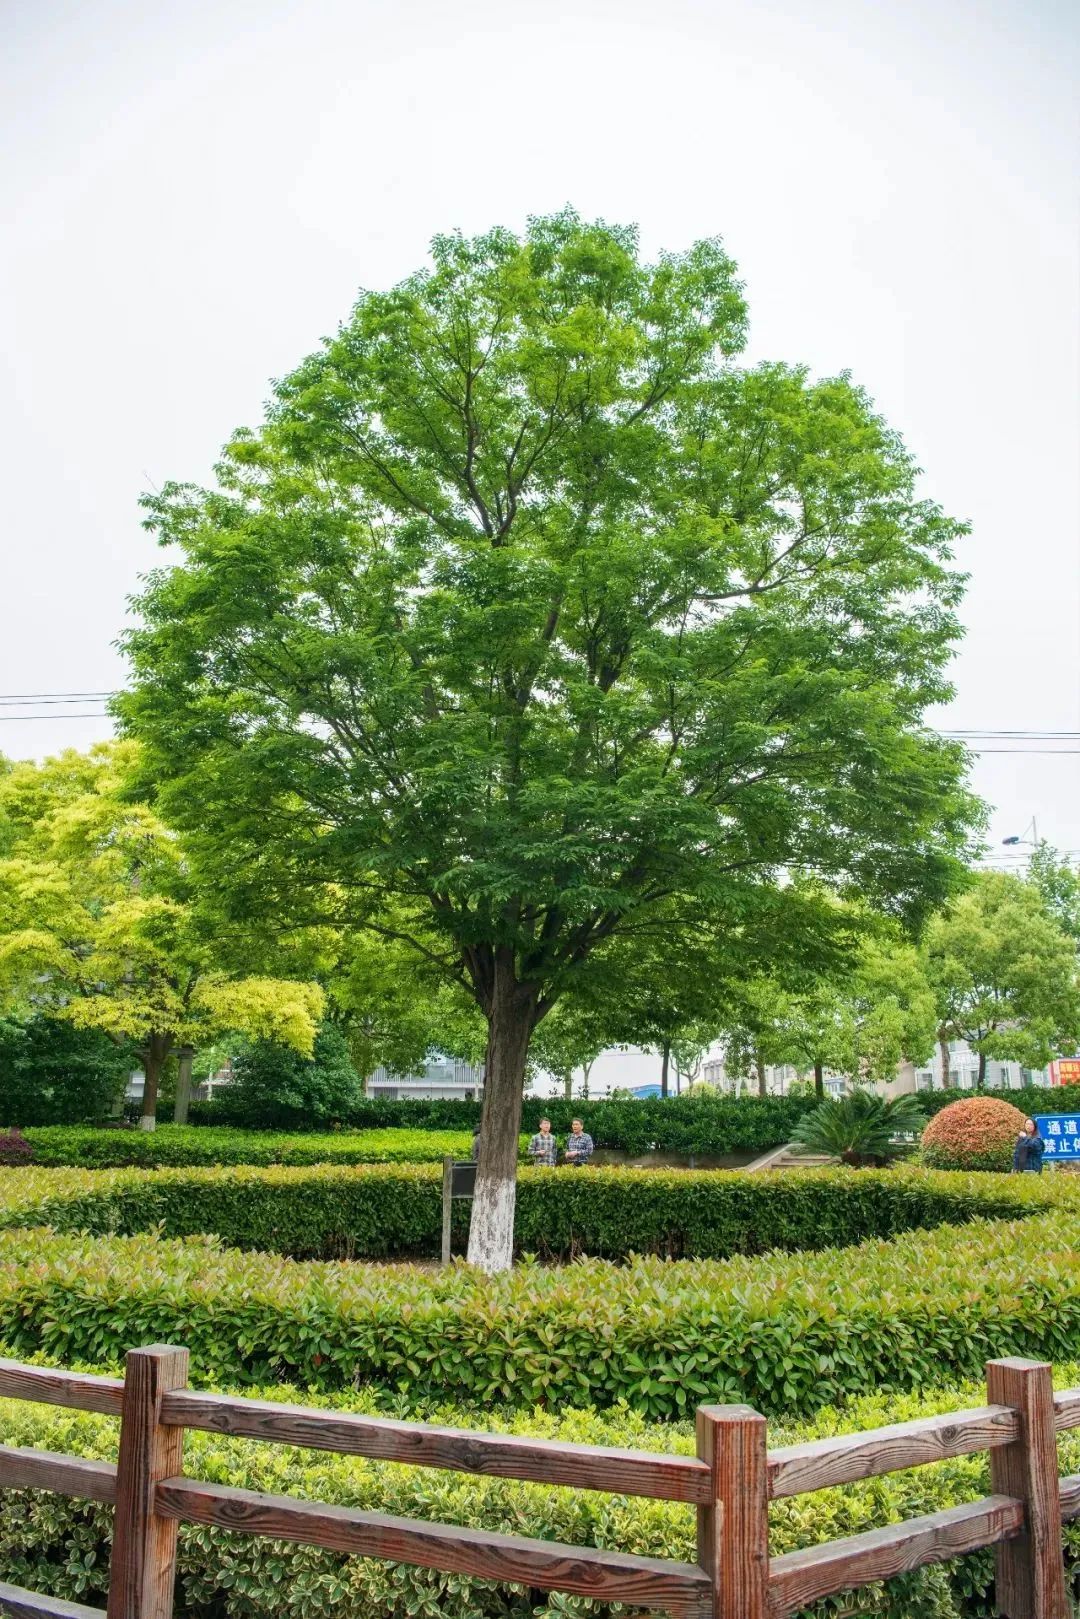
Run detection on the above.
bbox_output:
[791,1090,926,1167]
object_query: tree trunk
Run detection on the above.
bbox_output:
[581,1057,594,1100]
[466,953,540,1275]
[977,1049,987,1088]
[813,1060,824,1099]
[938,1031,951,1091]
[563,1068,573,1102]
[756,1051,767,1098]
[660,1041,670,1098]
[172,1046,195,1125]
[138,1034,171,1131]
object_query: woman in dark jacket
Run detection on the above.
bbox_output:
[1012,1118,1045,1174]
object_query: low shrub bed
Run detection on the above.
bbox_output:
[0,1163,1060,1261]
[2,1353,1080,1619]
[21,1124,482,1169]
[1,1201,1079,1417]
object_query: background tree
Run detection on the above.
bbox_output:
[0,1015,136,1127]
[222,1023,363,1128]
[719,923,935,1095]
[327,930,485,1092]
[122,211,976,1268]
[0,744,323,1128]
[1027,843,1080,947]
[528,997,609,1099]
[923,871,1080,1085]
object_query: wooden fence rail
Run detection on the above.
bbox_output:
[0,1349,1079,1619]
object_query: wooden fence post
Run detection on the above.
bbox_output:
[696,1404,769,1619]
[986,1357,1068,1619]
[107,1345,190,1619]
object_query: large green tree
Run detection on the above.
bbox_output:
[923,871,1080,1084]
[121,211,975,1269]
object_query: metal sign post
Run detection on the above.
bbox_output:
[441,1155,477,1264]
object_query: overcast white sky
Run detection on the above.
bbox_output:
[2,0,1079,1083]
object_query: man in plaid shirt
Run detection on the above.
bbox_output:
[565,1118,594,1165]
[527,1117,559,1166]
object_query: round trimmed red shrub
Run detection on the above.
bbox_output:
[921,1096,1028,1172]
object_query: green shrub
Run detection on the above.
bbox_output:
[191,1089,817,1152]
[0,1195,1078,1417]
[921,1082,1080,1118]
[7,1364,1080,1619]
[22,1124,480,1169]
[791,1091,925,1166]
[0,1162,1053,1262]
[185,1082,1080,1151]
[225,1024,364,1127]
[0,1016,135,1126]
[921,1096,1029,1172]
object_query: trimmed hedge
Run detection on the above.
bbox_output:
[184,1082,1080,1152]
[922,1097,1029,1172]
[6,1365,1080,1619]
[189,1090,813,1151]
[22,1125,482,1170]
[0,1163,1058,1262]
[1,1195,1079,1417]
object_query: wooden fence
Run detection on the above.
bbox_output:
[0,1349,1079,1619]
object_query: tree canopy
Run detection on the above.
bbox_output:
[121,209,977,1267]
[923,871,1080,1083]
[0,743,323,1127]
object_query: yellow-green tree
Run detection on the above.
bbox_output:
[0,743,322,1128]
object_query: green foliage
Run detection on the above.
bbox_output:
[120,209,979,1267]
[791,1091,926,1166]
[0,1189,1075,1415]
[0,1161,1046,1262]
[0,743,323,1125]
[21,1125,478,1169]
[921,1081,1080,1118]
[7,1363,1080,1619]
[724,925,937,1090]
[0,1015,135,1125]
[924,871,1080,1081]
[1027,843,1080,945]
[227,1024,365,1128]
[191,1089,817,1150]
[327,929,486,1083]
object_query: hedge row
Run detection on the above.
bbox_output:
[0,1163,1058,1262]
[189,1090,814,1150]
[182,1083,1080,1150]
[7,1364,1080,1619]
[1,1200,1079,1416]
[22,1124,481,1169]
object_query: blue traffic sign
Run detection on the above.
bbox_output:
[1035,1116,1080,1158]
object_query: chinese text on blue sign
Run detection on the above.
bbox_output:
[1035,1116,1080,1158]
